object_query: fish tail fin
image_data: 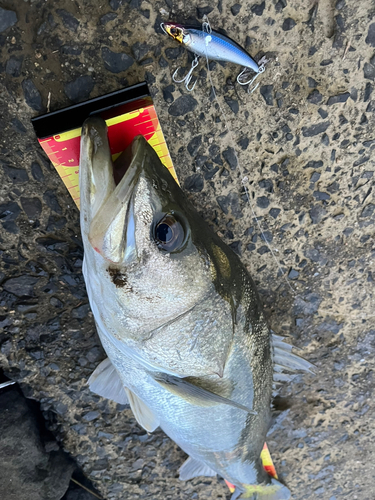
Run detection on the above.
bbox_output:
[232,478,291,499]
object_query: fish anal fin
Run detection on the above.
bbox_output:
[124,387,160,432]
[179,456,217,481]
[88,358,129,405]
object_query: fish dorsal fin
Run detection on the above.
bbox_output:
[149,372,257,414]
[272,334,315,376]
[88,358,129,405]
[179,456,217,481]
[124,388,160,432]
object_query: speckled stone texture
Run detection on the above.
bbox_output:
[0,1,374,500]
[0,387,75,500]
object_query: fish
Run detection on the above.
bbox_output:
[79,116,313,499]
[161,22,264,90]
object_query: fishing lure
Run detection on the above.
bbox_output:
[161,21,265,91]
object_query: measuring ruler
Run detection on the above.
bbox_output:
[38,104,177,210]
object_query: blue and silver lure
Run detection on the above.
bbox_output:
[161,21,265,91]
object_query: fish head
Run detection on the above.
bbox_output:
[82,119,193,266]
[80,117,217,333]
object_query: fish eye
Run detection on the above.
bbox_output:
[154,214,185,253]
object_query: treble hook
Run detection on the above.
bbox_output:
[237,56,269,93]
[172,55,200,91]
[237,65,265,86]
[202,15,212,34]
[160,22,167,35]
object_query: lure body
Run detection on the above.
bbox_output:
[185,28,259,72]
[163,23,259,73]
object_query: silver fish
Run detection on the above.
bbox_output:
[79,117,313,499]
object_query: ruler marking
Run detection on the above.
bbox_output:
[133,118,153,126]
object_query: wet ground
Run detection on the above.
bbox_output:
[0,0,374,499]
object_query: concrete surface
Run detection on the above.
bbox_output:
[0,1,374,499]
[0,387,75,500]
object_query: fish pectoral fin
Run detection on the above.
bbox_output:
[179,456,217,481]
[149,372,256,415]
[88,358,129,405]
[124,387,160,432]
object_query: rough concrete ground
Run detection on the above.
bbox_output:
[0,386,75,500]
[0,0,374,499]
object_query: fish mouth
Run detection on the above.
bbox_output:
[80,117,150,263]
[113,135,146,186]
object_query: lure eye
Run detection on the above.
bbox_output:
[154,214,185,252]
[170,27,177,35]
